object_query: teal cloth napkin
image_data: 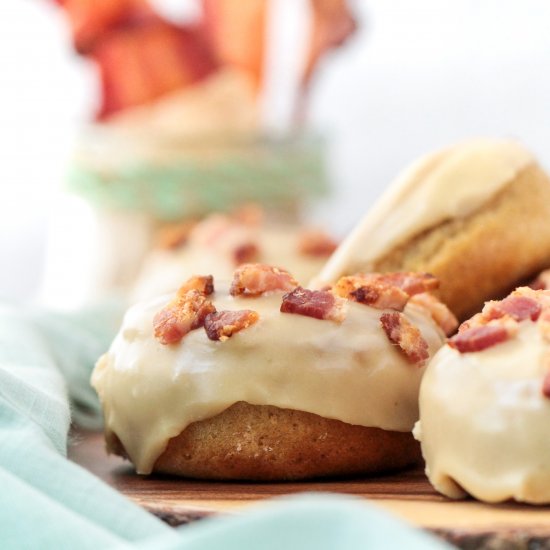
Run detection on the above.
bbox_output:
[0,303,450,549]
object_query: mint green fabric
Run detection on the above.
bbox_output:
[0,303,449,549]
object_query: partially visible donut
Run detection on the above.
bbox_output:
[415,286,550,503]
[93,265,452,480]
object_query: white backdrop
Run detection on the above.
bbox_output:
[1,0,550,302]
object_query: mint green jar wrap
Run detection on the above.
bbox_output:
[67,130,327,221]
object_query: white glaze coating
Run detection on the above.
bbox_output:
[315,139,533,286]
[92,285,445,474]
[415,321,550,503]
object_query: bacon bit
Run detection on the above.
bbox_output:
[379,312,429,366]
[448,323,516,353]
[230,264,298,296]
[233,242,260,265]
[176,275,214,297]
[280,287,347,323]
[297,229,338,257]
[542,371,550,399]
[483,295,542,323]
[334,275,410,311]
[204,310,259,341]
[333,272,439,312]
[154,290,216,345]
[409,293,458,336]
[156,220,197,250]
[232,203,264,226]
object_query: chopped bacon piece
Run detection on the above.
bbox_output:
[409,293,458,336]
[230,264,298,296]
[542,371,550,399]
[334,275,410,311]
[154,290,216,345]
[334,272,439,311]
[448,323,516,353]
[380,312,429,366]
[483,295,542,323]
[204,309,259,341]
[280,287,346,323]
[233,242,260,265]
[156,220,197,250]
[176,275,214,297]
[232,203,264,226]
[297,229,338,257]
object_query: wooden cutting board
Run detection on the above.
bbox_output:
[69,430,550,549]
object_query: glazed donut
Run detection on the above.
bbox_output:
[132,208,337,301]
[92,264,453,480]
[415,286,550,503]
[316,139,550,320]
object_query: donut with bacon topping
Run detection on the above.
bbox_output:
[415,285,550,504]
[94,265,448,481]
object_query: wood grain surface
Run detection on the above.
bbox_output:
[69,430,550,549]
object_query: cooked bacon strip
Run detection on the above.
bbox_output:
[483,295,542,323]
[379,312,429,366]
[409,293,458,336]
[176,275,214,297]
[233,242,260,266]
[458,312,487,333]
[204,309,259,341]
[154,290,216,345]
[448,322,517,353]
[333,275,410,311]
[54,0,155,54]
[230,264,298,296]
[297,229,338,257]
[280,287,346,323]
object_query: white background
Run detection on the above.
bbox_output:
[1,0,550,302]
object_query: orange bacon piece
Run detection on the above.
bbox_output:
[380,312,429,366]
[230,264,298,297]
[280,287,346,323]
[204,309,259,341]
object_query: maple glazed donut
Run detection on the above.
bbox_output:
[415,286,550,503]
[316,139,550,321]
[92,264,454,480]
